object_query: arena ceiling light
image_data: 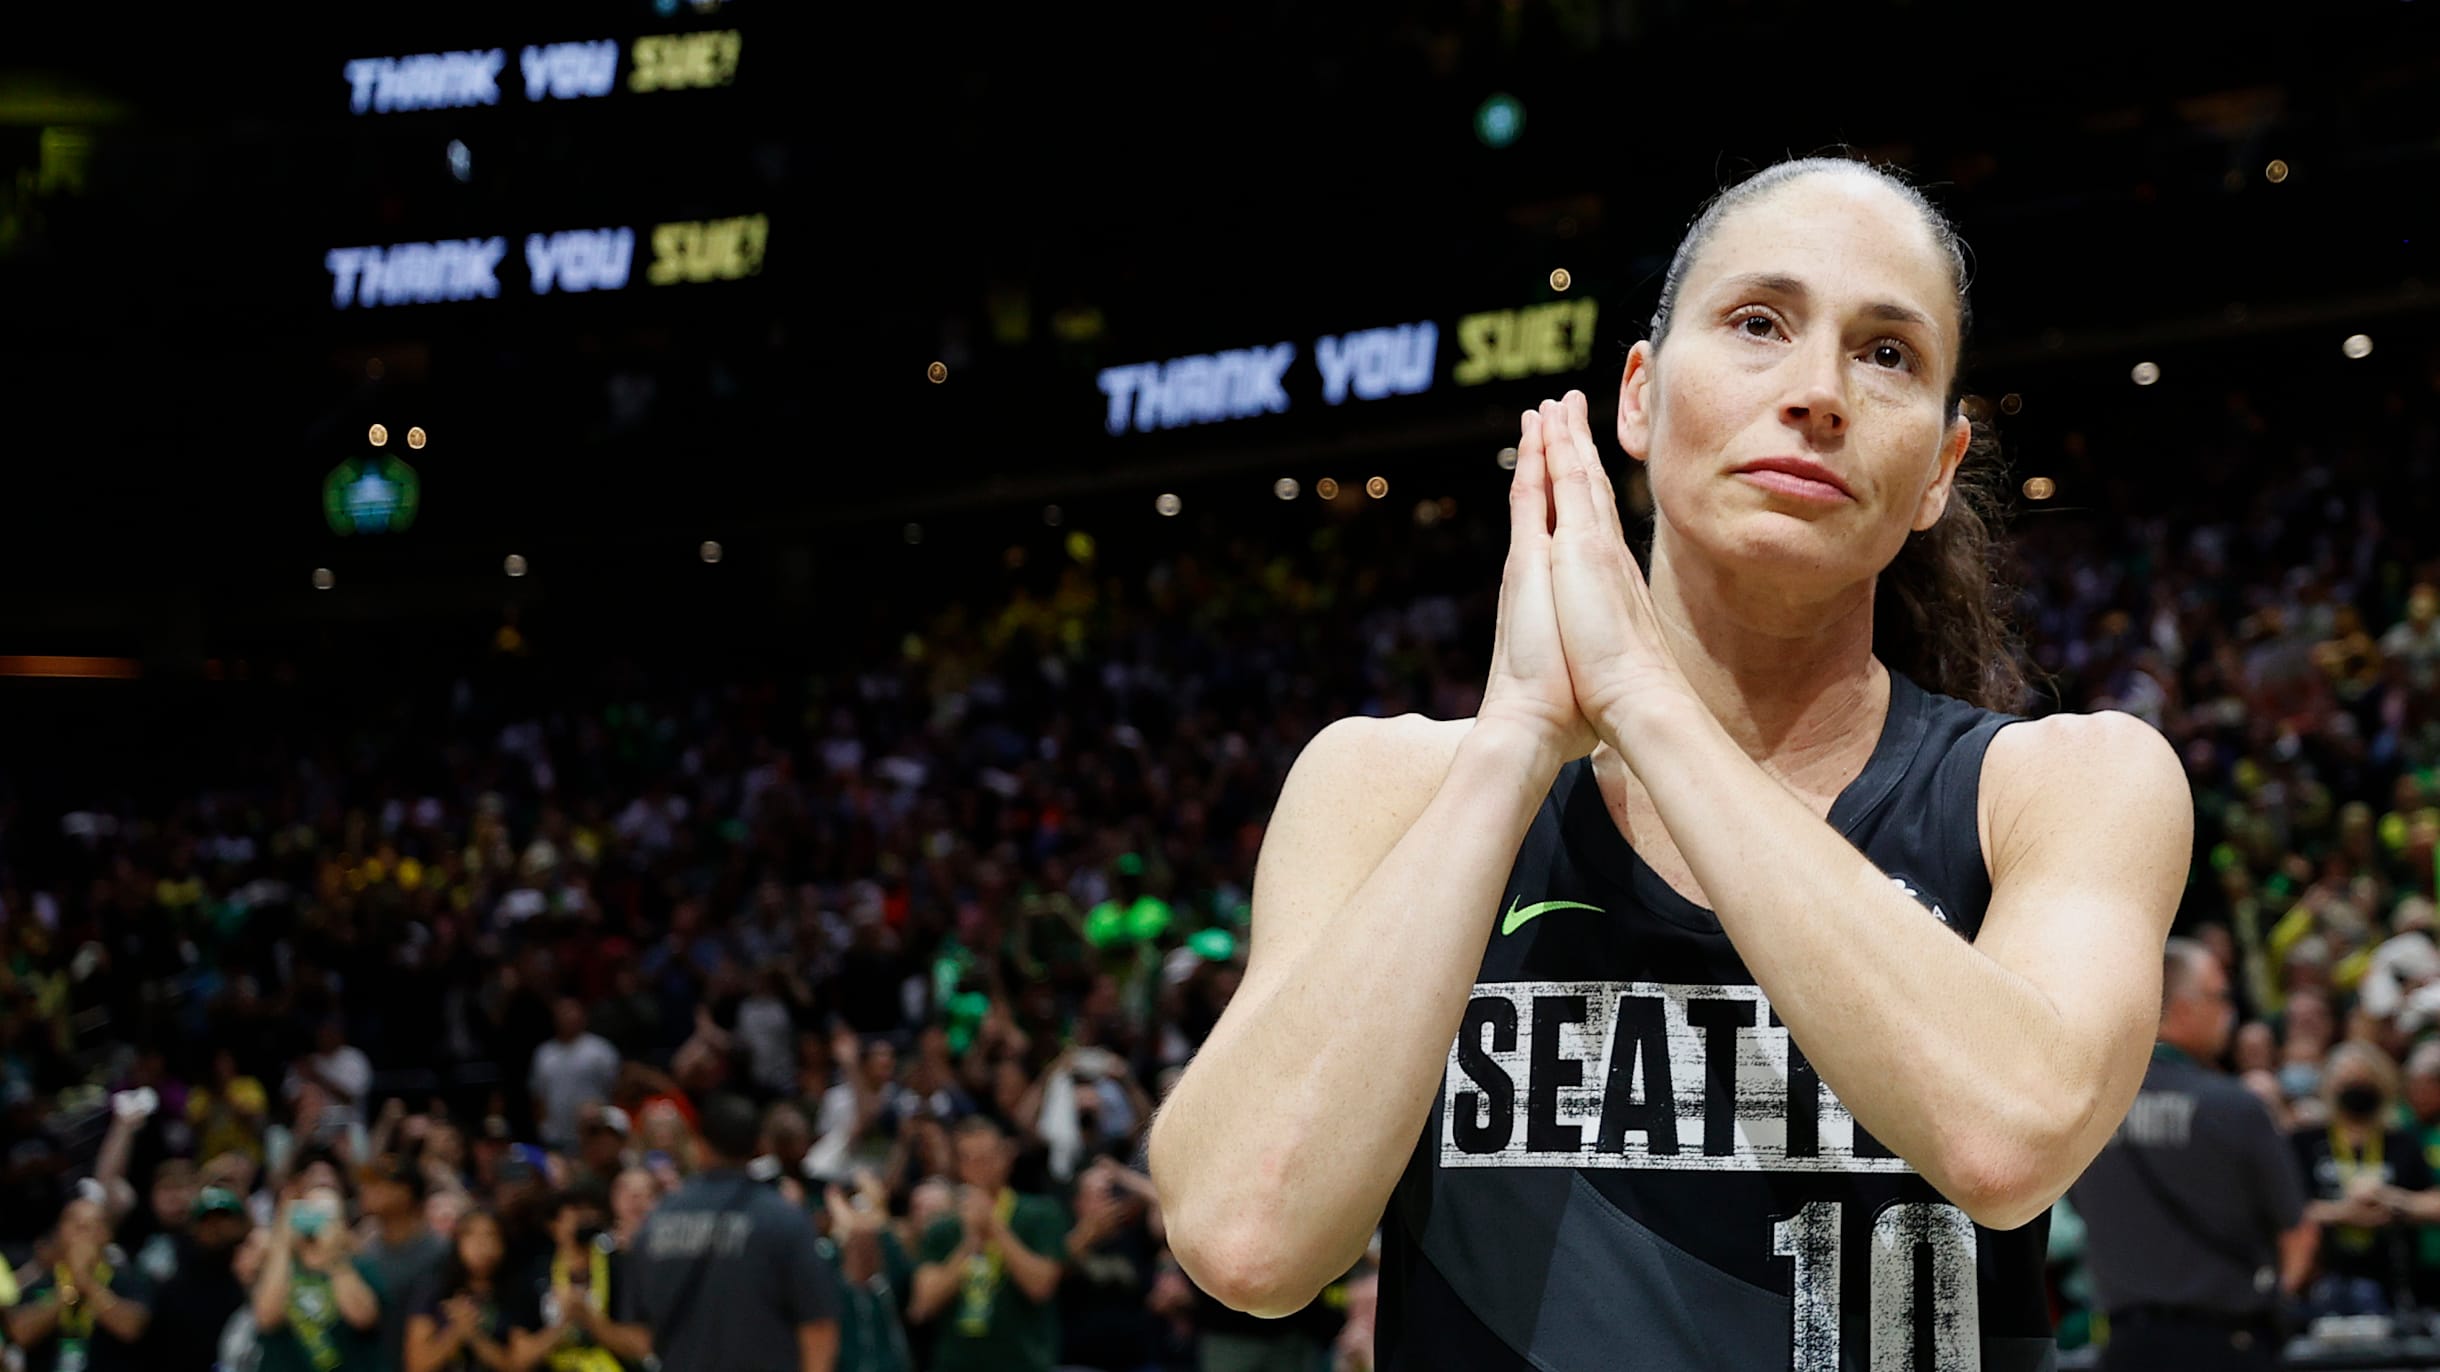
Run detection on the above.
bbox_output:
[1474,93,1524,149]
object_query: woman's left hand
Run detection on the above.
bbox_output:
[1536,390,1693,746]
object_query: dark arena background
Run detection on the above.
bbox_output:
[2,1,2439,1369]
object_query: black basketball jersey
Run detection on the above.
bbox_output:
[1377,670,2057,1372]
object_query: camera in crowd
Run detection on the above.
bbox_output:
[1067,1046,1122,1082]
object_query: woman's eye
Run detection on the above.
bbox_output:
[1739,314,1776,338]
[1869,342,1911,370]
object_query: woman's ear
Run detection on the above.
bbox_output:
[1616,341,1655,463]
[1913,411,1972,532]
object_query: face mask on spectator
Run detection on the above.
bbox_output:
[2337,1083,2384,1119]
[2280,1062,2322,1101]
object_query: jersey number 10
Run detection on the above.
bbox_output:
[1771,1201,1980,1371]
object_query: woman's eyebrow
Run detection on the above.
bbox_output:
[1716,271,1937,334]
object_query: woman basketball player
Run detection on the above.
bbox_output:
[1147,156,2189,1371]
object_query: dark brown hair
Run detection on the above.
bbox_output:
[1645,156,2029,713]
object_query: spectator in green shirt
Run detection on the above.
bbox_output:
[907,1117,1067,1372]
[2403,1039,2440,1306]
[250,1188,386,1372]
[818,1172,915,1372]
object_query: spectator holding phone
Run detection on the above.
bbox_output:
[2293,1042,2432,1317]
[252,1187,384,1372]
[816,1171,913,1372]
[1058,1155,1163,1372]
[2,1197,153,1372]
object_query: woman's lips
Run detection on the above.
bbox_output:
[1735,468,1852,504]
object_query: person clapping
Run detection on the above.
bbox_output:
[3,1197,152,1372]
[404,1209,516,1372]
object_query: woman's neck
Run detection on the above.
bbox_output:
[1647,534,1884,769]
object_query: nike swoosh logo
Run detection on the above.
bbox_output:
[1501,897,1605,936]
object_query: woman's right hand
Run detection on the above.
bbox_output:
[1479,407,1599,766]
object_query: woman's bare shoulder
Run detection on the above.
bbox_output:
[1977,709,2187,872]
[1256,714,1480,883]
[1980,709,2179,791]
[1243,714,1485,966]
[1286,713,1477,811]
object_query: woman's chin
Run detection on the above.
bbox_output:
[1686,515,1877,586]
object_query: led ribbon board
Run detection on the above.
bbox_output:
[325,217,768,308]
[1095,298,1600,435]
[344,31,742,112]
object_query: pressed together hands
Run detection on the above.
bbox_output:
[1478,390,1692,770]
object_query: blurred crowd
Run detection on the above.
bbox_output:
[1,378,2439,1369]
[2005,387,2440,1344]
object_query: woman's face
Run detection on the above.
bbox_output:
[640,1105,687,1150]
[2234,1021,2277,1073]
[457,1215,504,1275]
[611,1170,656,1230]
[425,1190,467,1238]
[2288,994,2335,1047]
[1619,172,1968,600]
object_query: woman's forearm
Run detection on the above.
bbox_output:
[407,1319,465,1372]
[1150,718,1561,1314]
[4,1298,61,1349]
[251,1245,293,1331]
[593,1319,653,1364]
[469,1332,515,1371]
[1613,695,2173,1227]
[94,1117,140,1219]
[328,1265,379,1330]
[89,1286,148,1343]
[991,1223,1061,1304]
[839,1227,882,1285]
[506,1326,559,1372]
[907,1254,967,1324]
